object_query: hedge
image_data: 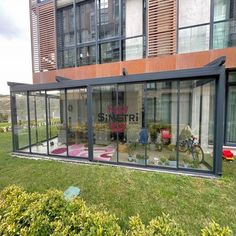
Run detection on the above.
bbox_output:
[0,186,232,236]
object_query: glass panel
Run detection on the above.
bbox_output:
[123,36,143,61]
[77,45,96,66]
[146,82,178,168]
[57,0,73,9]
[125,0,143,37]
[178,79,215,171]
[214,0,236,21]
[229,71,236,83]
[46,90,67,156]
[66,88,88,158]
[178,25,210,53]
[57,6,75,47]
[58,48,75,68]
[14,92,29,151]
[179,0,210,27]
[98,0,119,39]
[92,85,117,162]
[213,20,236,49]
[76,1,95,43]
[100,41,119,63]
[117,84,146,165]
[226,86,236,143]
[29,91,47,154]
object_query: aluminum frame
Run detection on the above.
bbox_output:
[9,63,225,176]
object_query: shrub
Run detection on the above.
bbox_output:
[0,185,122,236]
[201,221,233,236]
[0,186,233,236]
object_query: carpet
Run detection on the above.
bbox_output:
[51,144,116,161]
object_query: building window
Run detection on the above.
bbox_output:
[226,72,236,144]
[178,0,236,53]
[178,0,210,28]
[56,0,146,68]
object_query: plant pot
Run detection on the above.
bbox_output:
[169,160,177,167]
[136,159,146,165]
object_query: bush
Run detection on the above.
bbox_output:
[0,185,122,236]
[0,186,233,236]
[201,221,233,236]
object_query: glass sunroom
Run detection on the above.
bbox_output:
[8,61,225,176]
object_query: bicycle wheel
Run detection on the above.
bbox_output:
[192,145,204,163]
[178,141,188,152]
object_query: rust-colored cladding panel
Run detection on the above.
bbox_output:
[33,48,236,84]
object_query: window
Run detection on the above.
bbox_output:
[179,26,210,53]
[76,2,95,43]
[226,72,236,144]
[100,41,120,63]
[214,0,236,21]
[178,0,236,53]
[179,0,210,28]
[98,0,119,39]
[56,0,146,68]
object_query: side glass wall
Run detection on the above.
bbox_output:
[13,92,29,151]
[67,88,88,158]
[29,91,47,154]
[178,79,215,170]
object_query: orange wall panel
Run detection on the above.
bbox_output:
[33,48,236,84]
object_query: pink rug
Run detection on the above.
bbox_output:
[52,144,115,161]
[51,147,67,154]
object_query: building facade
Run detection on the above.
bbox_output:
[7,0,236,176]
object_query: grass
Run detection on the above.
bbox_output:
[0,132,235,235]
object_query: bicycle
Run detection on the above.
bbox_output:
[178,135,204,163]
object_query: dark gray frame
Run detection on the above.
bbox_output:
[9,61,225,176]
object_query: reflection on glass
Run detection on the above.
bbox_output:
[98,0,119,39]
[66,89,88,158]
[179,80,215,170]
[57,6,75,47]
[76,2,95,43]
[178,25,210,53]
[214,0,236,21]
[77,46,96,66]
[179,0,210,27]
[117,84,146,165]
[14,93,29,151]
[213,20,236,49]
[123,37,143,60]
[229,71,236,83]
[28,91,47,154]
[92,85,117,162]
[125,0,143,37]
[146,82,178,168]
[47,90,66,156]
[58,48,75,68]
[226,86,236,143]
[100,41,119,63]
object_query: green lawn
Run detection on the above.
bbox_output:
[0,132,235,235]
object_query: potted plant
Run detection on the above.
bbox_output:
[136,154,149,165]
[168,153,177,167]
[127,142,136,162]
[159,156,169,166]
